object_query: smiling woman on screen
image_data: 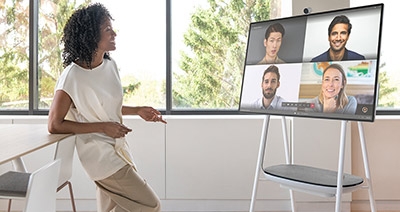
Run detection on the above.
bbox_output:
[308,63,357,114]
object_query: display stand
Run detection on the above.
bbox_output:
[249,115,376,212]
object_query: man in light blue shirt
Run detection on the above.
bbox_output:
[253,65,286,110]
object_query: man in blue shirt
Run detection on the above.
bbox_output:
[311,15,365,62]
[252,65,286,110]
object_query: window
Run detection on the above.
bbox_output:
[1,0,167,114]
[170,0,273,111]
[1,0,274,114]
[0,0,30,110]
[39,0,167,110]
[95,0,166,109]
[39,0,77,110]
[2,0,398,115]
[351,0,400,113]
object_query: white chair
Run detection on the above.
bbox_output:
[6,136,77,212]
[53,136,77,212]
[0,159,61,212]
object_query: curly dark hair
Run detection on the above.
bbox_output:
[61,3,113,68]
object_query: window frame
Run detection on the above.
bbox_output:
[0,0,396,116]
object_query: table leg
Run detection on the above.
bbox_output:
[11,158,28,172]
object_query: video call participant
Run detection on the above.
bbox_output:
[253,65,286,109]
[257,23,285,64]
[307,63,357,114]
[311,15,365,62]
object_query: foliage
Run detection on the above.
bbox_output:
[377,62,398,107]
[39,0,91,99]
[0,0,90,108]
[122,74,165,108]
[0,0,30,106]
[122,75,141,96]
[173,0,270,109]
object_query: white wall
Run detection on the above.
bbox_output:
[1,114,398,212]
[351,118,400,211]
[292,0,349,16]
[0,115,356,212]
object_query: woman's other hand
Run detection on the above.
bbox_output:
[102,122,132,138]
[137,107,167,124]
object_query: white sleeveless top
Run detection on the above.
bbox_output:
[55,58,134,180]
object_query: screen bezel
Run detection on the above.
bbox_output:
[239,3,384,122]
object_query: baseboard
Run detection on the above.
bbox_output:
[61,199,351,212]
[351,200,400,212]
[2,198,398,212]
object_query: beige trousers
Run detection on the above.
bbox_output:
[95,165,161,212]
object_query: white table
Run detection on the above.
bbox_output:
[0,124,71,171]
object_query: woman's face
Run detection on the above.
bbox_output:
[97,18,117,52]
[322,67,344,99]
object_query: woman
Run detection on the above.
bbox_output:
[48,3,164,212]
[308,63,357,114]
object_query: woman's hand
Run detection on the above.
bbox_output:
[137,107,167,124]
[323,95,338,113]
[102,122,132,138]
